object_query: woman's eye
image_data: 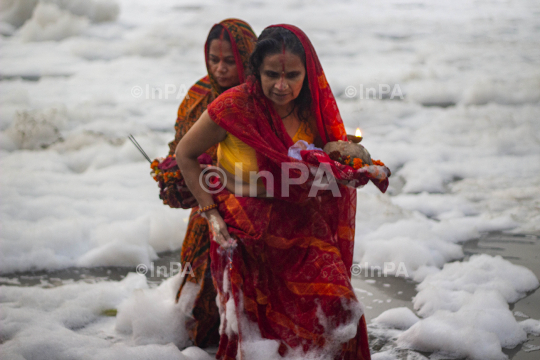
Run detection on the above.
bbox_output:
[225,59,236,65]
[286,72,300,79]
[265,71,279,78]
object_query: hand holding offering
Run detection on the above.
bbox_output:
[324,140,373,169]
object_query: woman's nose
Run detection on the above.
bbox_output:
[217,61,227,73]
[276,76,287,90]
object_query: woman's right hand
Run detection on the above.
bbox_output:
[204,209,237,249]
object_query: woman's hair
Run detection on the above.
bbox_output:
[249,27,312,124]
[206,24,231,52]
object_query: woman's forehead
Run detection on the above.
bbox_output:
[208,39,233,55]
[261,52,304,70]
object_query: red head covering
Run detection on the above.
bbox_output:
[158,19,257,209]
[205,19,258,96]
[268,24,348,144]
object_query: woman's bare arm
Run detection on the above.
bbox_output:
[175,110,225,206]
[175,110,233,247]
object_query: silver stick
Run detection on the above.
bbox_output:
[128,134,151,163]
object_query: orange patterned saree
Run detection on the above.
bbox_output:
[151,19,256,348]
[207,25,371,359]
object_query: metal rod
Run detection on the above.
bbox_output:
[128,134,151,163]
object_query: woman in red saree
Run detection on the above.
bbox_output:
[150,19,256,348]
[176,25,371,359]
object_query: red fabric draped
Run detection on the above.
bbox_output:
[207,25,371,359]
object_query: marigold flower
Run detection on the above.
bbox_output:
[352,158,363,169]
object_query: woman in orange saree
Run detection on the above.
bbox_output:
[176,25,373,359]
[150,19,256,348]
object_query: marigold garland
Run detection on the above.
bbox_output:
[150,159,161,181]
[150,156,183,184]
[326,150,385,170]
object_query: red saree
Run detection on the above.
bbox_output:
[150,19,256,348]
[207,25,371,359]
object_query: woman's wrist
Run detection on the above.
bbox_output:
[201,207,220,221]
[197,203,218,215]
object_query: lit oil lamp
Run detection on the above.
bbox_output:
[347,127,363,143]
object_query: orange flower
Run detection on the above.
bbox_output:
[352,158,363,169]
[372,159,385,166]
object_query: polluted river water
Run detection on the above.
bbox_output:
[2,231,538,359]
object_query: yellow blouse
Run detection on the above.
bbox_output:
[218,121,315,182]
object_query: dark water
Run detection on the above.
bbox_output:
[464,233,540,359]
[352,232,540,359]
[0,250,182,288]
[1,232,539,359]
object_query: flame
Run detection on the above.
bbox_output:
[355,128,362,137]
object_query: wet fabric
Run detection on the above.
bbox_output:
[150,18,256,348]
[206,25,371,359]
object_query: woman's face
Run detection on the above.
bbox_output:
[259,51,306,108]
[208,39,240,89]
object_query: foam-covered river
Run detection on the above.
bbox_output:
[1,1,539,359]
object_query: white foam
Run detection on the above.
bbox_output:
[0,0,119,29]
[1,0,540,358]
[394,255,539,359]
[0,0,39,28]
[18,2,89,42]
[115,273,190,348]
[372,307,419,330]
[519,319,540,336]
[414,254,539,317]
[0,272,215,359]
[6,107,67,150]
